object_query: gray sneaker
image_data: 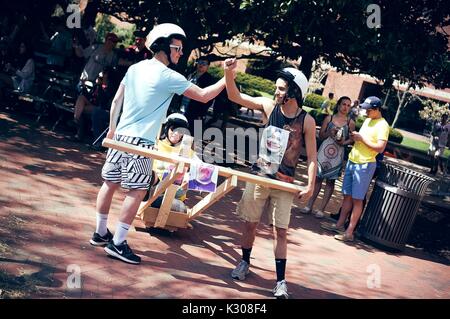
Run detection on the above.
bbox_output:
[231,260,250,280]
[273,280,289,299]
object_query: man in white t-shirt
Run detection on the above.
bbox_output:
[90,23,226,264]
[429,113,450,175]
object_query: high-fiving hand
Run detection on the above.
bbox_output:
[224,58,237,70]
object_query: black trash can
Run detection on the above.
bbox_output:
[359,162,435,251]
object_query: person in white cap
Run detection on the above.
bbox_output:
[90,23,226,265]
[224,58,317,299]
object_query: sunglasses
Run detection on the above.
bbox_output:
[169,44,183,53]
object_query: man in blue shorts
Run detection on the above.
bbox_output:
[321,96,389,242]
[89,23,226,264]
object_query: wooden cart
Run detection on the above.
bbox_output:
[102,137,304,232]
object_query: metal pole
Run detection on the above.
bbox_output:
[92,126,109,146]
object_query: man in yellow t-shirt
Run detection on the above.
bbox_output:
[321,96,389,242]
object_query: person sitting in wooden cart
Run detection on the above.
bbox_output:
[150,113,196,213]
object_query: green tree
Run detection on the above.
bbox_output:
[240,0,449,128]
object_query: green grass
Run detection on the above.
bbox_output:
[255,90,273,98]
[401,137,429,152]
[302,106,314,113]
[401,136,450,158]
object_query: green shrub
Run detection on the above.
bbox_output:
[209,66,275,96]
[208,66,224,79]
[242,87,262,97]
[388,128,403,143]
[304,93,326,109]
[355,117,365,130]
[236,73,275,95]
[246,58,284,81]
[303,93,338,113]
[308,109,328,127]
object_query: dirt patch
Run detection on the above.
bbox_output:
[407,206,450,262]
[0,270,40,299]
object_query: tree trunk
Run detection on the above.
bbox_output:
[299,53,316,80]
[391,84,411,129]
[382,87,391,108]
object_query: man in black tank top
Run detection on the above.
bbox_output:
[224,59,317,299]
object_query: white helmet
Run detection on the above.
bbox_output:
[163,113,190,139]
[146,23,186,52]
[164,113,188,126]
[278,67,309,98]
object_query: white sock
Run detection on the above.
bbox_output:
[95,213,108,236]
[113,222,130,246]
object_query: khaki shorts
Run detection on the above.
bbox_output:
[236,182,295,229]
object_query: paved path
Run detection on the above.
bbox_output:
[396,128,429,143]
[0,111,449,299]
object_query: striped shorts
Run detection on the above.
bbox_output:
[101,134,154,190]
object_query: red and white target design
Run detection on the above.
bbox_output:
[323,144,339,159]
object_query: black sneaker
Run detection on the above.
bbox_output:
[90,229,113,246]
[104,240,141,264]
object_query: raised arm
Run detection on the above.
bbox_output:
[182,78,226,104]
[223,59,273,116]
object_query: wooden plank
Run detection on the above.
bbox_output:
[153,162,186,228]
[188,175,238,221]
[138,136,193,226]
[137,162,184,216]
[153,184,178,228]
[138,135,193,215]
[179,135,194,157]
[102,138,304,194]
[142,207,189,229]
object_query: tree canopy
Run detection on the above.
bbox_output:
[95,0,449,88]
[3,0,449,88]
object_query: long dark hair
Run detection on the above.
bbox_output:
[333,96,351,115]
[15,42,34,69]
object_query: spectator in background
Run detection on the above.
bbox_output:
[204,89,231,131]
[74,32,131,91]
[40,17,73,69]
[349,99,360,122]
[182,56,217,133]
[321,92,335,115]
[90,67,121,146]
[0,37,11,72]
[115,31,152,80]
[429,113,450,175]
[300,96,355,218]
[0,42,35,94]
[127,30,152,63]
[7,13,28,47]
[83,23,98,47]
[70,67,117,142]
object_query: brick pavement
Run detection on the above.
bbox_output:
[0,111,449,299]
